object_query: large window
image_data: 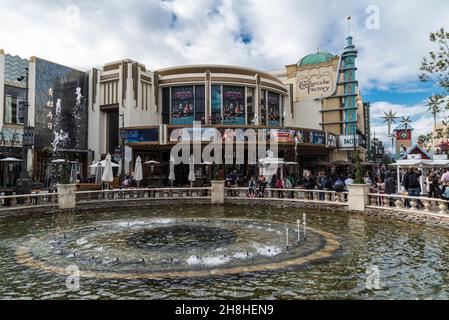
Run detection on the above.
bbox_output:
[4,85,26,124]
[162,87,170,125]
[260,90,267,126]
[194,85,205,122]
[211,85,222,124]
[267,92,281,126]
[222,86,245,125]
[247,88,254,125]
[171,86,194,125]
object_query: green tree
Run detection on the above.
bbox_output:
[420,27,449,109]
[426,94,444,126]
[354,149,364,184]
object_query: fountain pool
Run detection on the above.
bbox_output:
[1,204,449,299]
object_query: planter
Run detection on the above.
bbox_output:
[57,184,77,209]
[347,184,370,212]
[211,180,225,204]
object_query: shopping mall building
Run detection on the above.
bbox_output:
[0,35,369,187]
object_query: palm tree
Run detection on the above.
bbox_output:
[426,94,444,127]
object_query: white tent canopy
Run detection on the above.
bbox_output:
[390,159,449,194]
[389,159,449,168]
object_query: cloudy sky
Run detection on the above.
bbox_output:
[1,0,448,150]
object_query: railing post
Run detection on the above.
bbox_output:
[347,184,370,212]
[211,180,225,204]
[57,184,77,209]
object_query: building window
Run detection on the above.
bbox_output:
[162,87,170,125]
[247,87,254,125]
[171,86,194,125]
[211,85,222,124]
[106,110,119,154]
[195,85,205,123]
[222,86,245,125]
[267,92,280,126]
[4,85,25,124]
[260,90,267,126]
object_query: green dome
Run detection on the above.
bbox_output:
[297,52,336,67]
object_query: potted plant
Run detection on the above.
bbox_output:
[347,149,370,211]
[56,159,77,209]
[211,164,225,204]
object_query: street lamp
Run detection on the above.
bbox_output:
[15,67,34,194]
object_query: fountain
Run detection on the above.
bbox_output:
[1,204,449,299]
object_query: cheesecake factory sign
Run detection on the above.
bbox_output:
[296,67,334,101]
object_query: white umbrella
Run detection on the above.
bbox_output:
[101,154,114,188]
[188,155,195,187]
[90,160,120,168]
[70,163,77,184]
[0,157,22,162]
[51,159,66,164]
[95,163,102,184]
[145,160,161,165]
[134,156,143,187]
[117,159,123,177]
[169,155,176,187]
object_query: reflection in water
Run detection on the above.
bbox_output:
[1,205,449,299]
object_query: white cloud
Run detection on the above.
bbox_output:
[0,0,447,90]
[371,100,449,152]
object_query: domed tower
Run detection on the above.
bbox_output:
[341,35,358,135]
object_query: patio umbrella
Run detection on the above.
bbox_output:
[117,159,123,177]
[0,157,22,162]
[188,155,195,187]
[168,155,176,187]
[89,160,120,168]
[95,163,102,183]
[101,154,114,189]
[134,156,143,187]
[70,163,77,184]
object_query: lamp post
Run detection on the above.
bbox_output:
[16,67,34,194]
[119,113,126,185]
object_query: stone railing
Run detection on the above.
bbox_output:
[0,188,211,213]
[0,192,59,211]
[225,187,349,205]
[76,187,212,203]
[367,193,449,217]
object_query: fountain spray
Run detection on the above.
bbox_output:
[286,227,289,251]
[303,213,307,240]
[297,219,301,244]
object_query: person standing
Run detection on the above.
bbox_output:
[317,171,325,201]
[344,174,354,191]
[303,171,315,200]
[275,176,284,198]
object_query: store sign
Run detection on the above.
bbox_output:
[327,133,337,148]
[434,154,448,160]
[407,154,422,160]
[296,68,334,101]
[338,135,363,149]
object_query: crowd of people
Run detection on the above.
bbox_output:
[243,167,449,202]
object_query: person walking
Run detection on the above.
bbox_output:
[275,176,284,198]
[303,171,315,200]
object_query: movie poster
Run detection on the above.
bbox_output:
[267,92,280,126]
[171,86,194,125]
[222,86,245,125]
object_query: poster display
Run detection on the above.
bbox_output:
[171,86,194,125]
[267,92,281,126]
[222,86,245,125]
